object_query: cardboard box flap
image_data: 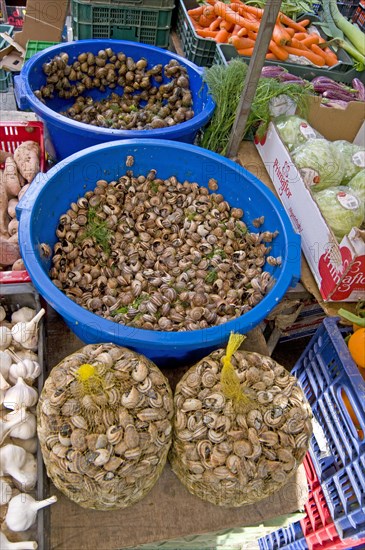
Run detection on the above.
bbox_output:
[8,0,69,49]
[306,96,365,142]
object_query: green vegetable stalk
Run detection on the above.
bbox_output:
[321,0,365,70]
[329,0,365,56]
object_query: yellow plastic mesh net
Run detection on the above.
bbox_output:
[220,332,252,412]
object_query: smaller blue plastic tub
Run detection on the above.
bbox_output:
[17,139,301,366]
[16,40,215,160]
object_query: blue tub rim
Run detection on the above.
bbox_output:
[20,39,215,139]
[17,138,301,351]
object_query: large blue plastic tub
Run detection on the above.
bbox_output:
[17,139,301,366]
[16,40,215,160]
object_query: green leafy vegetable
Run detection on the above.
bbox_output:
[348,170,365,203]
[275,115,322,151]
[81,207,112,254]
[200,59,312,155]
[333,140,365,184]
[291,138,345,191]
[314,185,364,240]
[239,0,317,19]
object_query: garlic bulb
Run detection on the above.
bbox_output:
[8,358,41,386]
[0,305,6,322]
[0,477,12,505]
[3,377,38,410]
[0,349,12,380]
[11,307,35,324]
[11,309,45,350]
[11,436,38,454]
[10,349,38,362]
[0,532,38,550]
[0,406,29,444]
[0,326,12,350]
[5,493,57,532]
[0,444,37,491]
[0,372,10,405]
[6,408,37,440]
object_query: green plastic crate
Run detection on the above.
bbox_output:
[0,24,14,50]
[176,0,216,67]
[214,43,359,84]
[25,41,59,61]
[73,0,174,9]
[0,69,11,92]
[71,0,173,47]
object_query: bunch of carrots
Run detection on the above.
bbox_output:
[187,0,340,67]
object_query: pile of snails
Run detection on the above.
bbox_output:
[0,304,56,549]
[170,347,313,506]
[48,159,282,331]
[34,49,194,130]
[37,344,174,510]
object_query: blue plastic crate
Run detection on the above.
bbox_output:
[292,317,365,540]
[258,522,308,550]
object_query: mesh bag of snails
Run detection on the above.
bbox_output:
[170,334,313,507]
[37,344,174,510]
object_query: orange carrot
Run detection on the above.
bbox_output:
[191,19,203,30]
[232,24,242,35]
[286,27,295,37]
[230,3,261,20]
[239,4,264,18]
[289,38,307,50]
[293,32,308,40]
[237,27,248,37]
[209,16,222,30]
[220,19,234,31]
[322,47,339,66]
[199,13,216,27]
[203,6,215,17]
[284,45,325,66]
[236,47,255,56]
[301,34,320,47]
[214,2,259,31]
[187,6,204,17]
[196,29,218,38]
[272,23,292,46]
[311,43,328,61]
[298,18,311,27]
[266,53,277,59]
[247,29,258,41]
[215,28,231,43]
[269,40,289,60]
[229,35,255,49]
[278,13,307,32]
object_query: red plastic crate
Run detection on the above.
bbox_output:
[303,453,320,492]
[0,121,46,284]
[301,455,365,550]
[353,0,365,30]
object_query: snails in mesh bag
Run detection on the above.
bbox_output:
[37,344,173,510]
[170,334,312,506]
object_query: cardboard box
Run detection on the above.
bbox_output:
[0,0,69,70]
[255,97,365,302]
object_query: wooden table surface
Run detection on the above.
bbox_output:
[46,307,308,550]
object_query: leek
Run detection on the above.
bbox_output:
[329,0,365,56]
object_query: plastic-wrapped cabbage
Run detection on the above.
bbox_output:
[275,115,322,151]
[292,139,345,191]
[314,186,364,241]
[348,169,365,203]
[334,140,365,184]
